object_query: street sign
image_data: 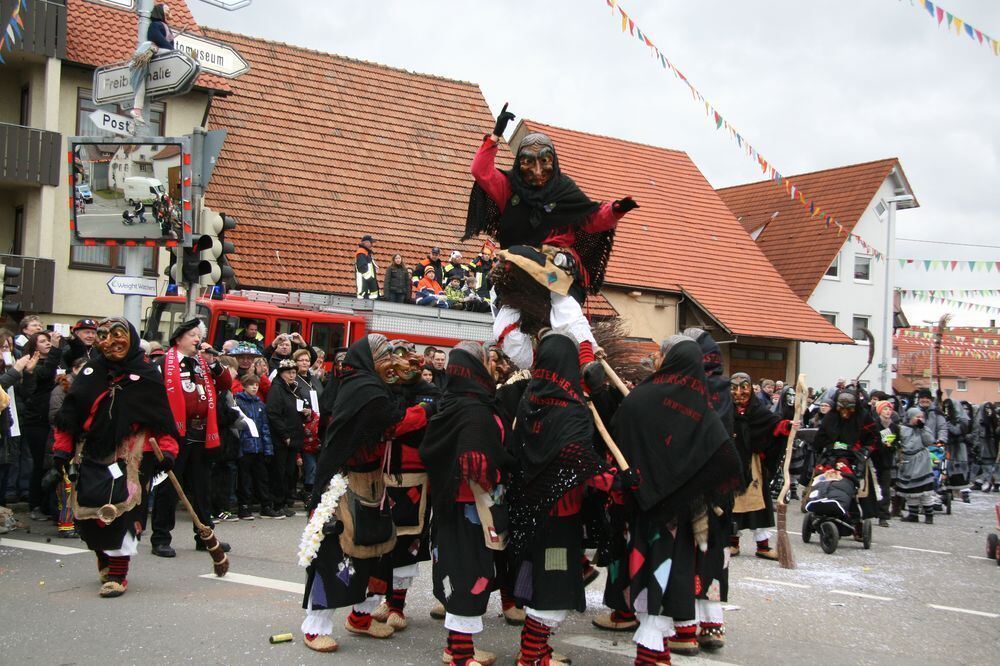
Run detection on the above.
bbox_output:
[83,0,136,9]
[198,0,253,10]
[93,51,201,106]
[175,33,250,78]
[87,109,136,137]
[107,275,158,297]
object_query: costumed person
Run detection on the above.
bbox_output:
[128,3,174,122]
[973,402,998,492]
[465,102,638,379]
[811,391,880,527]
[509,332,616,666]
[603,336,741,666]
[667,328,737,656]
[941,398,972,503]
[355,234,380,299]
[150,318,233,558]
[728,372,790,560]
[298,334,403,653]
[419,342,515,666]
[371,340,441,631]
[52,318,180,597]
[895,407,937,523]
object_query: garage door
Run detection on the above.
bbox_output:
[730,345,787,383]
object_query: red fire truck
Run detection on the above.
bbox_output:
[142,290,494,362]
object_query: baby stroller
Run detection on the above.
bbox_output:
[987,502,1000,566]
[801,450,872,554]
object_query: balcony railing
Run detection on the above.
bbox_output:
[0,0,66,60]
[0,122,62,187]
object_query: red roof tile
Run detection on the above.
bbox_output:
[200,28,508,293]
[65,0,230,94]
[716,159,901,299]
[518,121,850,345]
[895,326,1000,381]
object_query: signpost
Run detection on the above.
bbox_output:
[175,33,250,78]
[107,275,158,297]
[92,50,201,106]
[87,109,137,137]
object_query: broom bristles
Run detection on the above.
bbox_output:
[197,526,230,577]
[776,503,796,569]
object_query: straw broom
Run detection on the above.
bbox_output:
[149,438,230,577]
[777,374,808,569]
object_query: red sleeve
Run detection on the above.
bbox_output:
[470,137,510,210]
[257,373,271,400]
[53,428,74,456]
[585,470,616,493]
[580,201,622,233]
[146,433,179,458]
[393,404,428,437]
[212,365,233,392]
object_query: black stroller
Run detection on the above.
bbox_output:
[801,449,872,554]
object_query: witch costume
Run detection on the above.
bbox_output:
[419,342,515,666]
[811,391,880,521]
[52,318,180,598]
[509,333,613,665]
[464,104,636,373]
[604,336,741,666]
[728,372,790,560]
[299,334,403,653]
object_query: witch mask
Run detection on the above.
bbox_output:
[96,318,131,363]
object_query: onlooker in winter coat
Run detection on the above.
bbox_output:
[19,331,62,521]
[442,250,470,283]
[266,359,311,516]
[355,235,379,299]
[13,315,44,359]
[914,388,948,444]
[469,244,496,302]
[0,333,36,507]
[265,332,316,374]
[61,318,100,370]
[234,375,282,520]
[415,266,448,308]
[973,402,998,492]
[383,253,410,303]
[47,356,86,536]
[412,246,444,289]
[896,407,936,523]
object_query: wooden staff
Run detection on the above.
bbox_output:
[599,358,631,397]
[777,373,808,569]
[588,401,630,471]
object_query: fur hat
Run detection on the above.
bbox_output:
[277,358,297,372]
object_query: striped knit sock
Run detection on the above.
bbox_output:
[579,340,595,366]
[519,616,552,663]
[611,609,637,623]
[347,610,372,630]
[447,631,474,665]
[673,622,698,643]
[635,643,670,665]
[755,538,770,552]
[387,588,407,613]
[106,555,130,583]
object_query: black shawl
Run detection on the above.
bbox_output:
[611,338,737,512]
[54,318,178,458]
[509,334,606,561]
[311,336,399,503]
[691,329,733,433]
[464,143,614,293]
[732,392,784,486]
[419,347,514,515]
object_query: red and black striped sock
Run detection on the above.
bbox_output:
[611,609,637,623]
[447,631,474,665]
[674,623,697,641]
[635,643,670,665]
[756,538,770,552]
[500,587,517,612]
[519,616,551,662]
[387,588,407,613]
[347,610,372,630]
[729,534,740,549]
[106,555,129,582]
[579,340,596,366]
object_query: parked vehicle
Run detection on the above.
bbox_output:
[124,177,165,205]
[75,184,94,203]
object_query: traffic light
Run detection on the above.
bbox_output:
[217,213,237,288]
[0,263,21,314]
[199,206,237,292]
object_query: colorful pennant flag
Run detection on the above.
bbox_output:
[598,1,886,260]
[898,290,1000,316]
[904,0,998,58]
[897,259,1000,271]
[0,0,29,65]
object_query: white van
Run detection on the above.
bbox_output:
[124,177,165,205]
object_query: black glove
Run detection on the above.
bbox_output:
[53,454,70,474]
[613,467,641,493]
[493,102,515,137]
[421,401,438,419]
[157,452,175,473]
[912,420,924,429]
[612,196,639,214]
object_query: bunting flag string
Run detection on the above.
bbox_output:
[600,1,885,260]
[898,329,1000,346]
[899,288,1000,297]
[898,290,1000,315]
[901,0,999,58]
[897,259,1000,272]
[893,335,1000,360]
[0,0,28,65]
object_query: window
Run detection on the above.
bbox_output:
[11,206,24,255]
[19,85,29,126]
[311,322,346,361]
[824,255,839,279]
[820,312,838,327]
[275,319,303,337]
[70,245,158,276]
[212,315,267,350]
[854,255,872,282]
[852,315,871,341]
[956,380,968,392]
[144,301,210,344]
[874,200,887,220]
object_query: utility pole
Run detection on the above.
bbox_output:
[881,195,914,392]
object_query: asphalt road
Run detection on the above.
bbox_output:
[75,199,166,240]
[1,493,997,665]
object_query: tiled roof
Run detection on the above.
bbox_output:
[65,0,231,94]
[518,121,850,345]
[895,327,1000,382]
[200,28,509,294]
[716,159,900,299]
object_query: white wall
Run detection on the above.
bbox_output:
[799,177,901,392]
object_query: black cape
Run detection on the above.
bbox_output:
[691,330,734,433]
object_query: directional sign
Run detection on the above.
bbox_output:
[93,51,201,106]
[107,276,158,297]
[198,0,253,10]
[175,33,250,79]
[87,109,136,137]
[83,0,136,10]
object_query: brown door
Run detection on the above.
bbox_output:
[729,344,787,383]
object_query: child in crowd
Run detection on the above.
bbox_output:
[234,375,283,520]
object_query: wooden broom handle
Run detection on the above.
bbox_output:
[588,401,629,471]
[148,437,208,533]
[599,358,631,397]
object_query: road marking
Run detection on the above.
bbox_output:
[891,545,951,555]
[199,571,304,595]
[927,604,999,619]
[562,635,738,664]
[967,555,993,561]
[830,590,894,601]
[786,530,801,535]
[0,537,89,556]
[740,577,811,589]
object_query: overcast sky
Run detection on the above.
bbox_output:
[189,0,1000,326]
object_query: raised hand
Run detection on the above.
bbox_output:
[493,102,516,138]
[612,197,639,214]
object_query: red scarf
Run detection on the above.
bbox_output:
[164,347,220,449]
